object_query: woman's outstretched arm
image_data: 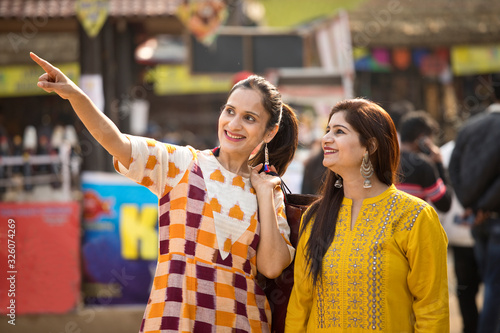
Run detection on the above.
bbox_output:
[30,52,131,168]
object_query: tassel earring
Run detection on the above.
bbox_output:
[360,151,374,189]
[334,174,343,188]
[264,143,270,173]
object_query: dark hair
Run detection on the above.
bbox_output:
[387,99,414,131]
[228,75,299,176]
[398,110,439,143]
[301,98,400,286]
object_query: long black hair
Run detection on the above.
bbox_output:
[228,75,299,176]
[300,98,400,286]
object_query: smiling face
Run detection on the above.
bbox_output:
[322,111,367,174]
[218,87,274,160]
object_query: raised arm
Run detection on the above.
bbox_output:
[30,52,131,168]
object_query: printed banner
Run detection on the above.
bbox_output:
[147,64,232,95]
[0,63,79,97]
[81,171,158,305]
[0,202,81,314]
[451,44,500,76]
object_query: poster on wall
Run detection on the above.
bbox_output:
[0,202,80,314]
[81,171,158,305]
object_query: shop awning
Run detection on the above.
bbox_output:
[0,0,182,19]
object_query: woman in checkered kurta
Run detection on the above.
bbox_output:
[113,76,299,332]
[31,55,299,333]
[115,137,294,332]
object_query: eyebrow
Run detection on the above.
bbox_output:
[224,104,261,118]
[327,124,350,131]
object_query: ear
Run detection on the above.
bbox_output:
[367,137,378,155]
[265,124,279,143]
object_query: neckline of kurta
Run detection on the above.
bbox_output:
[341,184,397,207]
[209,150,251,181]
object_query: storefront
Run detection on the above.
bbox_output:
[348,0,500,143]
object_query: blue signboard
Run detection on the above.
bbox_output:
[81,171,158,305]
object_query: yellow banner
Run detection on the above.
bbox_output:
[451,44,500,76]
[148,64,232,95]
[0,63,80,97]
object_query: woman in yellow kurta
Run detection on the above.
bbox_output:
[286,99,449,332]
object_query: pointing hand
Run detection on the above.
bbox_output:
[30,52,83,100]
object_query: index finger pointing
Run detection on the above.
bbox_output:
[30,52,56,73]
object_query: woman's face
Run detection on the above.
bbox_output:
[322,111,366,173]
[218,87,272,158]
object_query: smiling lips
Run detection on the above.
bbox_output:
[324,147,338,155]
[225,130,245,141]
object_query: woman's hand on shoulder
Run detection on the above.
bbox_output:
[31,52,83,100]
[250,164,281,195]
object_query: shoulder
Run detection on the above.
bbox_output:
[392,189,443,230]
[391,189,433,219]
[457,111,498,138]
[405,151,434,165]
[127,135,198,154]
[392,188,427,206]
[400,152,437,179]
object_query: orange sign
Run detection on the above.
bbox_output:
[176,0,228,45]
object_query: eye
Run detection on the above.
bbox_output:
[244,114,256,122]
[335,129,345,134]
[223,107,235,115]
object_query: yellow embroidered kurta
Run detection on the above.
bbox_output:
[286,185,449,332]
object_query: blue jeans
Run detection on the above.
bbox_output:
[472,217,500,333]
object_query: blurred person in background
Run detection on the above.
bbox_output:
[440,140,481,333]
[286,98,449,332]
[31,52,299,333]
[449,73,500,333]
[387,99,415,137]
[301,137,327,195]
[396,110,453,213]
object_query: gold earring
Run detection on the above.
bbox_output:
[360,151,374,189]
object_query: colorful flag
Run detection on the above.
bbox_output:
[176,0,228,46]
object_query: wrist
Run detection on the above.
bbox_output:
[68,88,90,104]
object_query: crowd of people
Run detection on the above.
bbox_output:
[32,51,500,332]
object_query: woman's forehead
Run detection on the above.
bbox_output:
[226,88,267,114]
[329,111,348,125]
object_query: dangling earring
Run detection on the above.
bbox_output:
[264,142,270,173]
[334,174,343,188]
[360,151,374,189]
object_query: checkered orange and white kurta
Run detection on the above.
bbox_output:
[114,135,294,333]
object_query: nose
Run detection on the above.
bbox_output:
[228,115,243,130]
[322,131,333,145]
